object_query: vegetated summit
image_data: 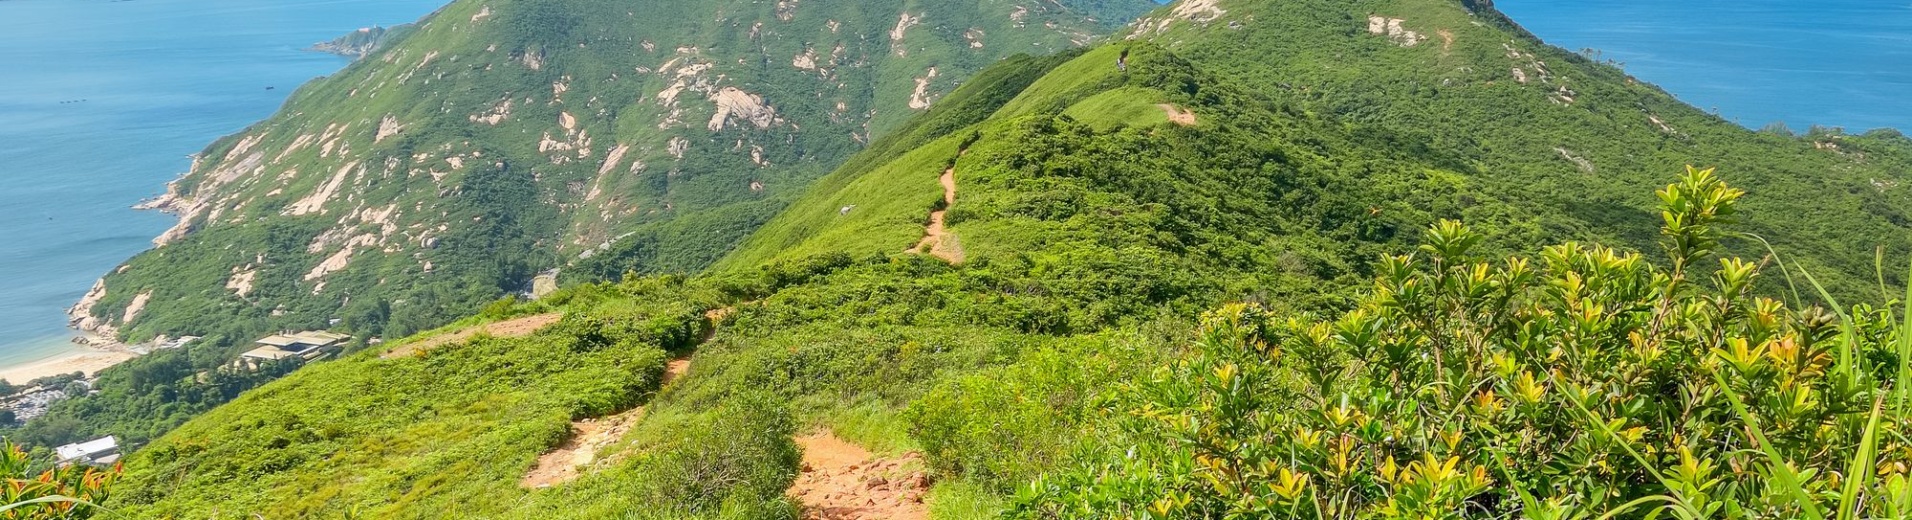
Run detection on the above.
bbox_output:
[71,0,1155,348]
[94,0,1912,518]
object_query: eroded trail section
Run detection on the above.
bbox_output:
[910,162,965,263]
[382,313,563,359]
[1159,103,1197,126]
[520,359,691,489]
[788,432,930,520]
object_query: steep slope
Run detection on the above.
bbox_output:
[726,0,1912,300]
[15,0,1155,467]
[105,0,1912,518]
[1119,0,1912,297]
[71,0,1155,349]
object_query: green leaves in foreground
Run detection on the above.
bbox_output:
[0,440,117,519]
[1020,170,1912,519]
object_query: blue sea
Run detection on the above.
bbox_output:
[1498,0,1912,133]
[0,0,445,369]
[0,0,1906,370]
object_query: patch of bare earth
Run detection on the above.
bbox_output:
[788,432,930,520]
[381,313,563,359]
[909,165,965,263]
[1159,103,1197,126]
[520,359,691,489]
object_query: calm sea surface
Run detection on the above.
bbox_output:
[0,0,1905,369]
[0,0,445,369]
[1498,0,1912,132]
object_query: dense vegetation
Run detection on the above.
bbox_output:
[1136,0,1912,300]
[38,0,1912,518]
[30,0,1153,455]
[1018,170,1912,517]
[84,0,1154,344]
[0,440,117,519]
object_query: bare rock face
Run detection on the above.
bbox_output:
[707,88,780,131]
[1132,0,1227,36]
[66,279,112,334]
[1367,16,1427,47]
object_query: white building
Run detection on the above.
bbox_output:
[54,436,119,467]
[240,331,352,362]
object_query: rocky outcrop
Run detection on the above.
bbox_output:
[310,25,413,59]
[66,279,113,336]
[1367,16,1427,47]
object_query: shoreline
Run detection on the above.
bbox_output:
[0,337,140,385]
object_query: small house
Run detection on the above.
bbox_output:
[240,331,352,362]
[54,436,119,467]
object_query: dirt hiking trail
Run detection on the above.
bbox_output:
[383,313,563,359]
[1158,103,1197,126]
[520,358,691,488]
[910,161,965,263]
[788,431,931,520]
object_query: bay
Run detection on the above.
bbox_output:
[1497,0,1912,132]
[0,0,445,370]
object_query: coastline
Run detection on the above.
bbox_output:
[0,0,449,395]
[0,335,140,385]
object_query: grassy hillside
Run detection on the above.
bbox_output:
[93,0,1912,518]
[23,0,1154,452]
[83,0,1154,345]
[1123,0,1912,299]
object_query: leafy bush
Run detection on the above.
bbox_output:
[0,440,117,519]
[907,334,1155,489]
[1020,169,1912,518]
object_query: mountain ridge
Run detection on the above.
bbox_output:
[18,0,1157,459]
[71,0,1158,347]
[38,0,1912,517]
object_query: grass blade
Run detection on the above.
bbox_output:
[1559,380,1708,520]
[1739,233,1804,306]
[1837,396,1886,520]
[1797,266,1861,380]
[1711,370,1827,520]
[1879,246,1891,305]
[1897,256,1912,409]
[0,494,119,518]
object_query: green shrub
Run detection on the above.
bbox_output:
[1019,169,1912,518]
[512,393,800,520]
[907,335,1154,488]
[0,440,118,519]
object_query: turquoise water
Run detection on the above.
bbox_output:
[0,0,445,368]
[1498,0,1912,133]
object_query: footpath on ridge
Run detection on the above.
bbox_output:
[909,151,967,263]
[382,313,564,359]
[787,431,931,520]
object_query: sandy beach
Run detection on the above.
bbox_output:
[0,341,139,385]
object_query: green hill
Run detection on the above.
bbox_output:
[74,0,1153,350]
[87,0,1912,518]
[22,0,1154,451]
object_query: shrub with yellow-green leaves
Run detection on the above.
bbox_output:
[1023,168,1912,519]
[0,440,117,519]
